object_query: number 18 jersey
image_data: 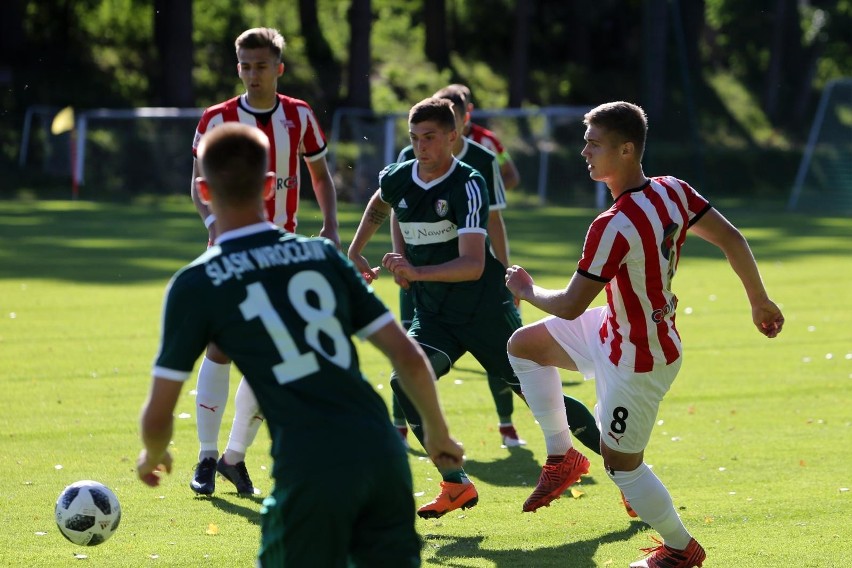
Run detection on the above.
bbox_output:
[152,223,400,478]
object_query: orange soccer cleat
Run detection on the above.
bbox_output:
[417,481,479,519]
[523,447,590,512]
[629,537,706,568]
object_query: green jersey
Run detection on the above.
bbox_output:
[379,159,511,324]
[397,137,507,211]
[153,223,401,480]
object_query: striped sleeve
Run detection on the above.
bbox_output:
[457,176,488,234]
[577,212,629,282]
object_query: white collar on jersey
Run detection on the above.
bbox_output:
[411,157,460,189]
[214,221,278,245]
[454,137,469,161]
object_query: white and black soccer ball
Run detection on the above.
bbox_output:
[55,480,121,546]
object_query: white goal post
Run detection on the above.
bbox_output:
[19,104,607,206]
[74,107,202,186]
[788,78,852,212]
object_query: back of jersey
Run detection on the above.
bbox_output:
[180,227,401,477]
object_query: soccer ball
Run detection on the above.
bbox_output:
[55,480,121,546]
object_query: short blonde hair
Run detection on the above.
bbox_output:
[235,28,285,61]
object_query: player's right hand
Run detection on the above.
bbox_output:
[423,434,465,470]
[505,264,534,301]
[136,449,173,487]
[348,251,380,283]
[753,299,784,338]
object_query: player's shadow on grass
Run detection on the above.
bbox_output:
[407,442,603,490]
[423,521,646,568]
[201,494,263,525]
[461,445,541,487]
[461,446,604,491]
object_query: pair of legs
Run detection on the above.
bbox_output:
[508,311,704,566]
[392,308,600,518]
[392,288,522,446]
[258,456,419,567]
[192,342,263,493]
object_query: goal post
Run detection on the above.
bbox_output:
[19,104,606,206]
[788,78,852,212]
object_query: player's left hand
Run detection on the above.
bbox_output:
[394,275,410,290]
[136,450,173,487]
[383,253,417,282]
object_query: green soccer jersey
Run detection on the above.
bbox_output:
[379,158,511,324]
[397,136,507,211]
[153,223,402,480]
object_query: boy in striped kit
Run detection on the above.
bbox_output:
[188,27,340,496]
[505,101,784,568]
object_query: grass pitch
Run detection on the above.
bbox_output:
[0,196,849,567]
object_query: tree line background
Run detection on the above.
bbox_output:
[1,0,850,199]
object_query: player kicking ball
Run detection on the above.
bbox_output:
[506,101,783,568]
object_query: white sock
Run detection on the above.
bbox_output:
[223,377,264,464]
[195,357,230,460]
[507,354,572,455]
[610,464,692,549]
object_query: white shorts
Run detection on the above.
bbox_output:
[543,307,681,453]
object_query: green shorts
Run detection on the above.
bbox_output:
[257,454,420,567]
[408,298,522,385]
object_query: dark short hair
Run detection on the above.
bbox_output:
[198,123,269,206]
[449,83,473,104]
[432,85,468,122]
[584,101,648,158]
[409,97,456,132]
[235,28,285,61]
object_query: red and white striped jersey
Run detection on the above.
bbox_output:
[577,176,711,372]
[192,94,328,232]
[468,123,510,164]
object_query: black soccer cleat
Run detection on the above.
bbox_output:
[216,457,256,495]
[189,457,217,495]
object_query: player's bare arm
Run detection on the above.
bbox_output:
[305,156,340,248]
[347,190,391,281]
[367,320,464,470]
[137,377,182,486]
[506,265,605,320]
[385,232,486,283]
[487,210,510,268]
[500,159,521,191]
[389,211,411,289]
[690,208,784,338]
[190,159,219,242]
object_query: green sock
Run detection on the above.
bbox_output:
[563,394,602,456]
[441,470,469,484]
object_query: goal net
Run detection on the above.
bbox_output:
[18,107,202,196]
[19,105,606,206]
[788,78,852,212]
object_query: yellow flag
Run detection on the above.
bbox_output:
[51,106,75,135]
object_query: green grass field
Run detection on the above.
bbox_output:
[1,196,850,567]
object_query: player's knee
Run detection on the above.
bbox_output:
[507,326,535,358]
